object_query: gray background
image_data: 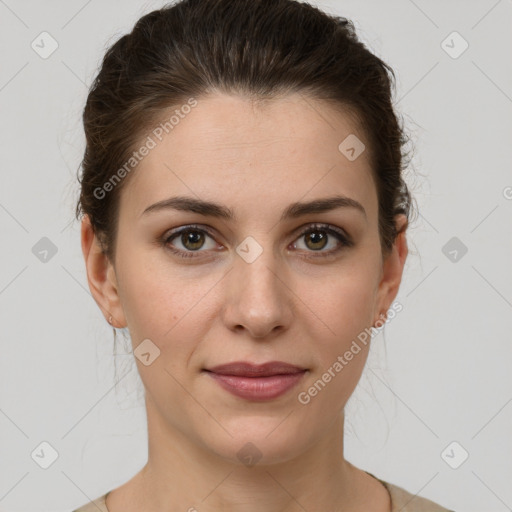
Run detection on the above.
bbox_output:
[0,0,511,511]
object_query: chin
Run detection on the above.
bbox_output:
[201,420,309,467]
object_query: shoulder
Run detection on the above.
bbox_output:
[72,492,109,512]
[378,478,454,512]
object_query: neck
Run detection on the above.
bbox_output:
[133,396,362,512]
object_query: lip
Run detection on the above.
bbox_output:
[203,361,308,401]
[206,361,307,376]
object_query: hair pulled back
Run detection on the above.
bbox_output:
[76,0,414,264]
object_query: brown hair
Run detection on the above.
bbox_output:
[75,0,415,265]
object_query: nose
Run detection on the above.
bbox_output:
[220,249,294,339]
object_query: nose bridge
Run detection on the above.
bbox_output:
[223,237,291,336]
[236,242,283,306]
[239,251,279,296]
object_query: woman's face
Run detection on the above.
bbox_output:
[84,92,407,465]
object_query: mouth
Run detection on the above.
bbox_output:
[204,361,307,377]
[202,361,308,401]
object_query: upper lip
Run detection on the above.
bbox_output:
[204,361,307,377]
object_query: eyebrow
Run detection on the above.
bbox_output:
[141,194,367,222]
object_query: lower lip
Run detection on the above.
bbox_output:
[205,371,307,401]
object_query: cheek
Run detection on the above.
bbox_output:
[116,244,207,337]
[293,262,378,398]
[297,264,377,342]
[294,274,375,416]
[115,255,223,394]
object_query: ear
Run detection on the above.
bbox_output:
[80,214,127,328]
[373,214,409,323]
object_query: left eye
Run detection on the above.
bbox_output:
[292,224,351,253]
[162,223,352,259]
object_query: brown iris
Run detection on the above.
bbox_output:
[181,229,205,250]
[304,230,328,250]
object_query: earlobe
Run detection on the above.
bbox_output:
[80,215,127,328]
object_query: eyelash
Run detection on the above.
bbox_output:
[160,223,353,260]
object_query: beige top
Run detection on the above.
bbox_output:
[73,472,454,512]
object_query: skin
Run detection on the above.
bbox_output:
[81,92,408,512]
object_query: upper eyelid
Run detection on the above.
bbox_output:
[165,224,217,242]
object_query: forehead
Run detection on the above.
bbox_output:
[120,92,378,224]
